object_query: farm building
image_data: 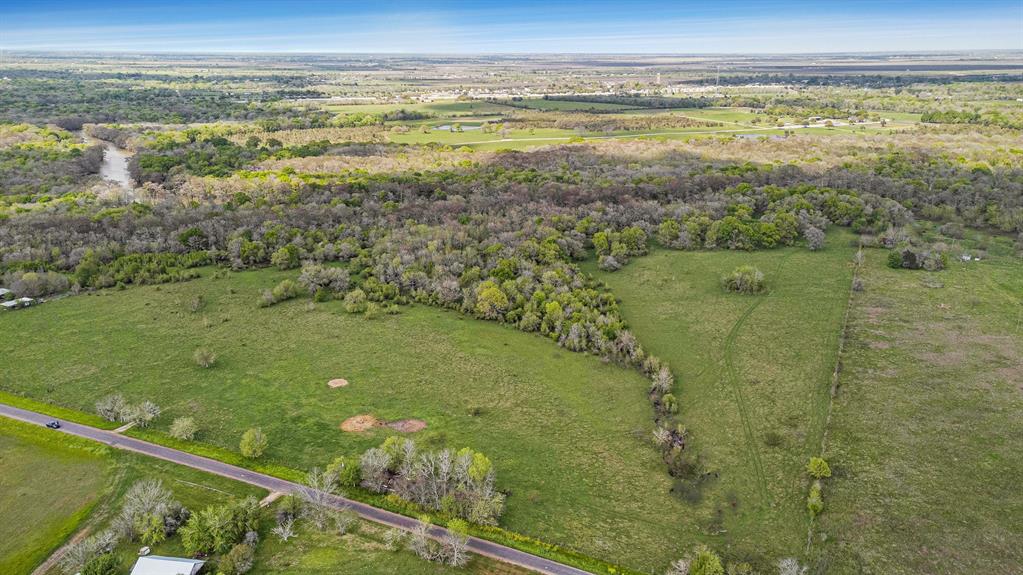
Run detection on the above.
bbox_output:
[0,287,11,299]
[129,556,205,575]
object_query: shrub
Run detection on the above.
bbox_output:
[82,553,119,575]
[169,416,198,440]
[240,428,268,459]
[298,264,350,295]
[807,480,824,517]
[597,255,621,271]
[669,545,725,575]
[807,456,832,479]
[193,348,216,368]
[343,288,368,313]
[721,265,766,294]
[886,249,904,269]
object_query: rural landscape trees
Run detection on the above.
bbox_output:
[1,49,1021,575]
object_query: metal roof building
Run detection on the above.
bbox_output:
[129,556,205,575]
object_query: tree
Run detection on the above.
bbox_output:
[805,226,825,251]
[443,518,470,566]
[298,467,338,530]
[170,416,198,440]
[271,516,296,541]
[474,281,509,320]
[270,245,301,270]
[218,543,255,575]
[82,553,119,575]
[651,366,674,395]
[240,428,268,459]
[806,456,832,479]
[96,394,128,422]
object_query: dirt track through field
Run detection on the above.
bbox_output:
[720,251,796,506]
[723,296,770,504]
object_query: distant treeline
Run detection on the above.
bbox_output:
[542,95,713,109]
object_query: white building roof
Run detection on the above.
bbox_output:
[0,288,10,295]
[1,300,18,308]
[130,556,205,575]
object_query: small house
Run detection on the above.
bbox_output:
[129,556,205,575]
[0,287,11,299]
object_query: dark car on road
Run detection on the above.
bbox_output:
[46,420,61,429]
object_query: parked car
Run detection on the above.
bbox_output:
[46,420,61,429]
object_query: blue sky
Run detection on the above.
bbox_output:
[2,0,1021,53]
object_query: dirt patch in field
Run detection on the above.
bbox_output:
[387,419,428,433]
[340,414,380,432]
[328,378,349,388]
[868,341,892,349]
[340,414,427,433]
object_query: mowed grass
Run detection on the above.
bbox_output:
[1,268,693,571]
[589,229,857,563]
[0,421,107,575]
[819,240,1023,573]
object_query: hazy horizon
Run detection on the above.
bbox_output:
[3,0,1021,54]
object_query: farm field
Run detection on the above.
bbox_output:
[1,267,691,571]
[819,234,1023,574]
[589,228,858,563]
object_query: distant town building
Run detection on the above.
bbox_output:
[129,556,205,575]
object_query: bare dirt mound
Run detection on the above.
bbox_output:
[340,414,380,432]
[328,378,349,388]
[387,419,428,433]
[340,415,427,433]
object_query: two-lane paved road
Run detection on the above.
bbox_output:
[0,403,593,575]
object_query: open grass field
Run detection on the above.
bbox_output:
[0,420,108,575]
[0,417,526,575]
[498,99,636,112]
[1,267,693,571]
[0,416,264,575]
[588,228,858,564]
[819,234,1023,574]
[322,100,512,117]
[254,521,529,575]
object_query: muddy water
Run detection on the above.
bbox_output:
[81,134,133,189]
